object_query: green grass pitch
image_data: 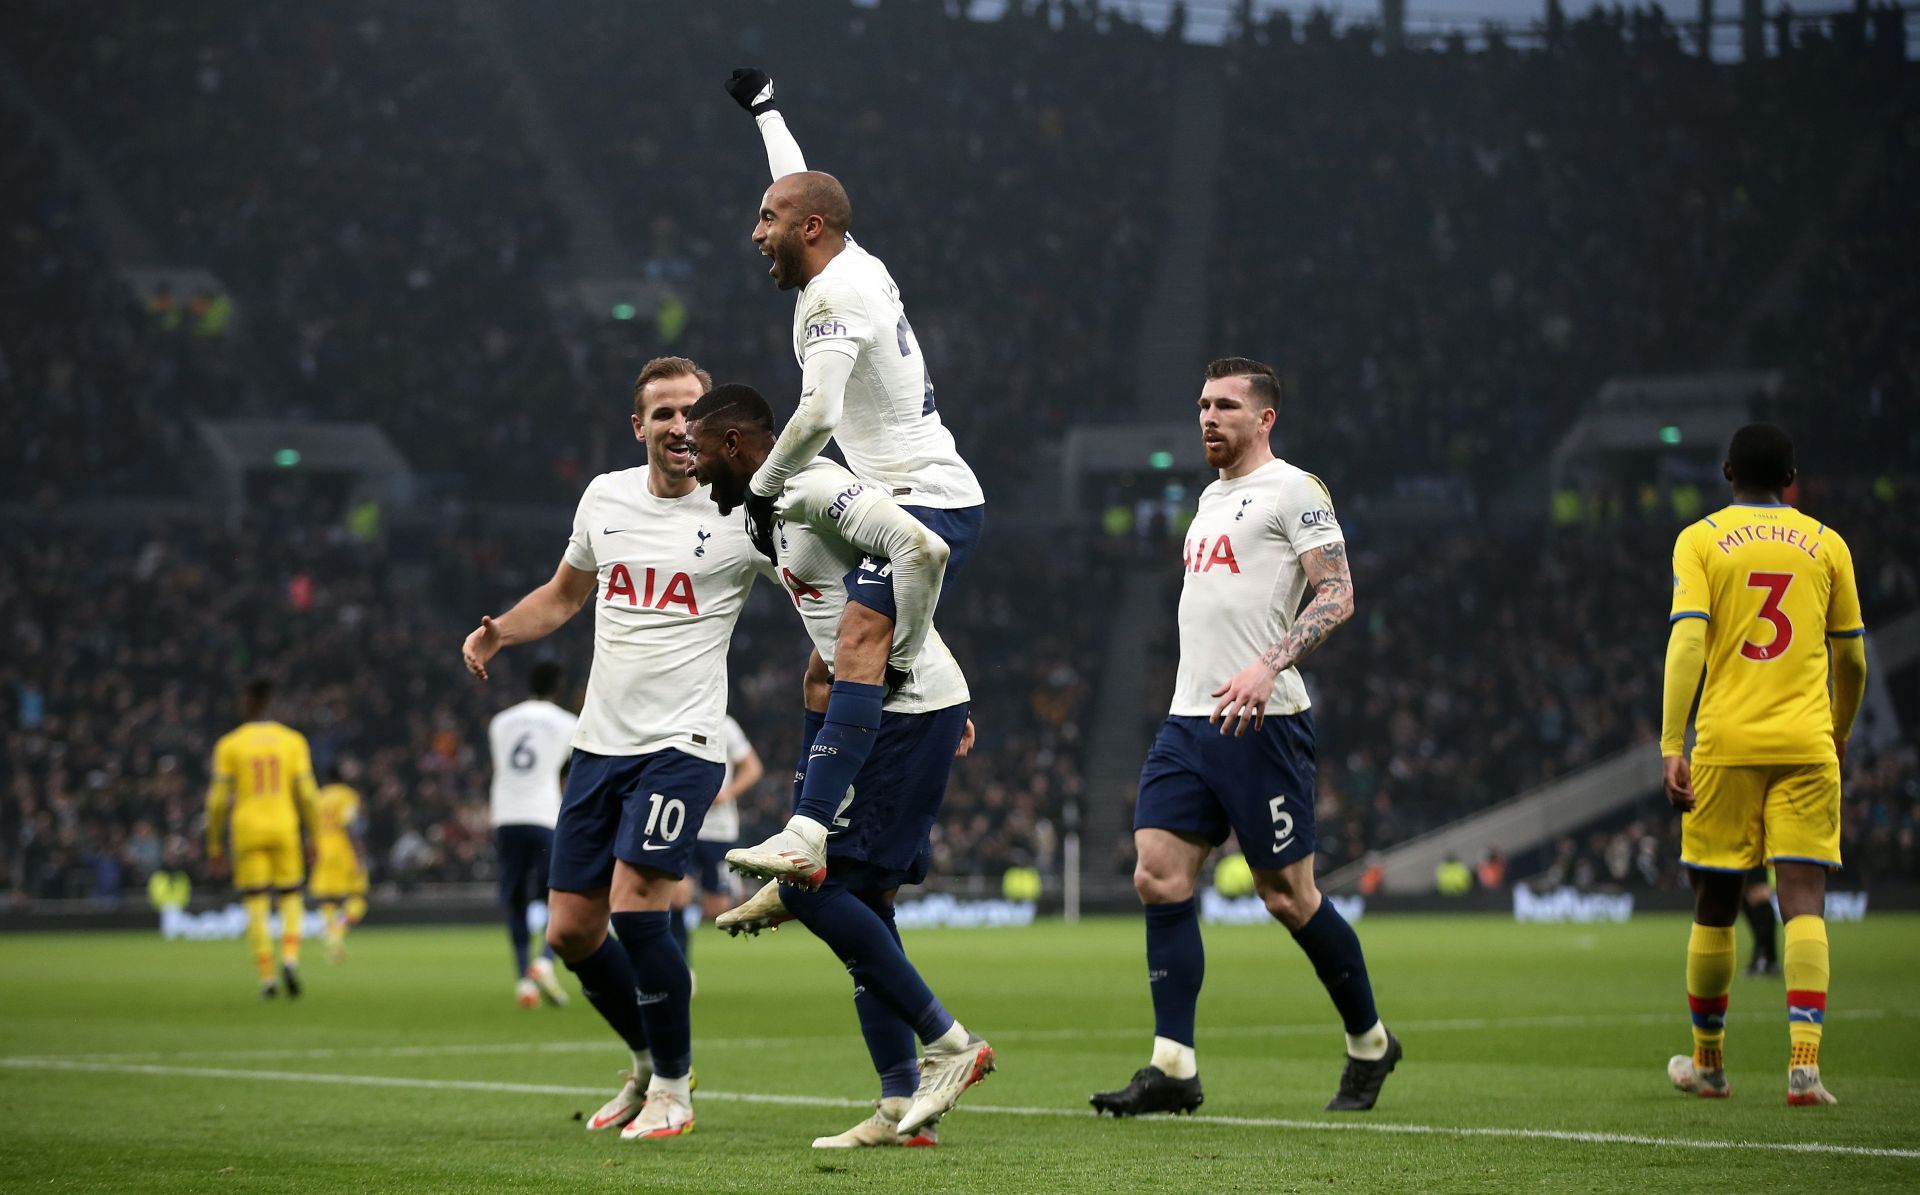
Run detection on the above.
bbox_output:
[3,913,1917,1193]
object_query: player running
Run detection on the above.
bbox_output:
[668,714,763,976]
[1091,358,1399,1118]
[689,383,994,1146]
[205,678,320,999]
[721,68,985,889]
[1661,423,1867,1106]
[487,660,578,1009]
[461,357,764,1142]
[309,762,368,965]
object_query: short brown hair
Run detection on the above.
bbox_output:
[632,356,713,416]
[1204,357,1281,410]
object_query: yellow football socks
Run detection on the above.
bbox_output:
[1784,915,1829,1071]
[1686,922,1736,1070]
[244,892,275,981]
[278,892,305,966]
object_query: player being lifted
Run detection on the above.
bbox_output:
[309,760,369,965]
[1092,359,1400,1117]
[1661,424,1866,1106]
[205,678,320,999]
[487,660,578,1009]
[689,383,994,1147]
[720,68,985,888]
[461,357,763,1141]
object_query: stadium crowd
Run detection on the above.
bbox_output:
[2,2,1917,905]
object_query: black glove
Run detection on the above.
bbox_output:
[725,68,778,115]
[884,664,912,697]
[743,490,779,565]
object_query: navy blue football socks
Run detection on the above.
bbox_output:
[665,902,691,964]
[1145,897,1205,1047]
[1290,899,1379,1036]
[611,911,693,1078]
[782,882,956,1045]
[791,707,827,811]
[852,891,920,1098]
[563,935,650,1054]
[792,681,884,826]
[507,902,533,977]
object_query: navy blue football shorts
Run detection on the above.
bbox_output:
[549,748,724,891]
[842,504,985,623]
[812,702,970,891]
[1133,711,1318,871]
[495,823,554,906]
[692,839,732,895]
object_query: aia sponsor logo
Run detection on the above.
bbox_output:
[603,564,699,613]
[1183,535,1241,574]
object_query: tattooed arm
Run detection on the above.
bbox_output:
[1211,542,1356,735]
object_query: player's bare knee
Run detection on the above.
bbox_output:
[544,919,599,962]
[1133,864,1193,905]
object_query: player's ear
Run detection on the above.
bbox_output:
[630,412,646,443]
[1722,460,1734,484]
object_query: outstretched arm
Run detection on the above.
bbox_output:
[749,346,853,500]
[726,68,808,179]
[462,558,596,680]
[1212,542,1355,735]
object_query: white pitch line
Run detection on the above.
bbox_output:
[5,1006,1904,1065]
[2,1057,1915,1162]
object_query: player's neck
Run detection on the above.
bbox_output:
[1729,486,1785,506]
[799,239,846,287]
[647,471,697,500]
[1219,445,1275,481]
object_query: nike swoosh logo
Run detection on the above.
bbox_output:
[856,576,885,586]
[602,528,632,535]
[640,841,673,851]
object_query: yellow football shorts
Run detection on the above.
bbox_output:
[233,838,305,892]
[1682,761,1842,872]
[309,842,364,899]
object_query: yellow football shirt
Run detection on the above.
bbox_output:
[208,722,320,851]
[314,783,361,860]
[1670,503,1865,765]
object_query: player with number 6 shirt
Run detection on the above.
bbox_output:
[460,356,766,1143]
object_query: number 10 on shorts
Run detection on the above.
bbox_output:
[644,792,686,842]
[1269,795,1295,851]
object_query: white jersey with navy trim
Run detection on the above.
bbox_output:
[487,699,578,828]
[793,242,984,511]
[1171,458,1344,718]
[695,716,754,843]
[770,459,970,714]
[562,468,764,761]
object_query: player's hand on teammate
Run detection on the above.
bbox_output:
[1211,659,1278,736]
[956,718,976,758]
[1662,754,1695,812]
[462,615,505,681]
[725,68,778,115]
[743,491,779,564]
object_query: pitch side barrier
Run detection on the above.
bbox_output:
[0,886,1901,934]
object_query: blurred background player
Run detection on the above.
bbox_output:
[205,678,320,999]
[488,659,578,1008]
[1662,423,1867,1107]
[721,68,985,887]
[669,713,763,977]
[461,357,765,1142]
[691,383,991,1147]
[310,760,369,964]
[1743,867,1780,977]
[1092,359,1398,1117]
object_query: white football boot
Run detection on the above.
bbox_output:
[812,1097,938,1148]
[1668,1054,1730,1098]
[515,978,539,1009]
[621,1087,694,1140]
[899,1036,995,1136]
[585,1073,649,1132]
[1787,1066,1838,1106]
[725,816,827,889]
[714,880,796,937]
[527,957,569,1007]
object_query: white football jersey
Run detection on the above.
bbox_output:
[1171,459,1345,718]
[695,716,754,843]
[793,242,985,510]
[487,699,578,828]
[563,467,764,761]
[770,459,970,714]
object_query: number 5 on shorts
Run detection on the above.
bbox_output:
[1269,795,1295,851]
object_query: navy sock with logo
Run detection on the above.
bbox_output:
[610,911,693,1078]
[1289,899,1379,1036]
[782,883,955,1045]
[1145,897,1204,1047]
[791,682,883,826]
[562,935,650,1054]
[853,891,920,1098]
[790,707,827,811]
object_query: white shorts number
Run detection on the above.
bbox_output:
[644,792,687,842]
[1268,795,1295,848]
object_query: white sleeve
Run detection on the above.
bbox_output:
[756,110,808,179]
[749,342,855,499]
[835,489,949,671]
[724,717,752,764]
[563,478,599,572]
[1272,471,1344,557]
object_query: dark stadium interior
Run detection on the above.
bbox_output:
[3,0,1916,910]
